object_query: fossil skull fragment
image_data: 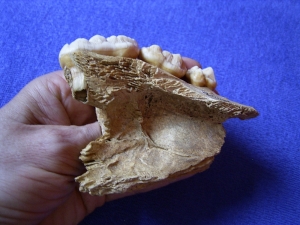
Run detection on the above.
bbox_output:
[139,45,187,78]
[186,66,217,90]
[59,45,258,196]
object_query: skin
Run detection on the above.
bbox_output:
[0,58,201,225]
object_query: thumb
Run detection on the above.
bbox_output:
[39,121,102,160]
[54,121,102,173]
[13,122,102,178]
[73,121,102,150]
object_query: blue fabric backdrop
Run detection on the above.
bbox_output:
[1,0,299,224]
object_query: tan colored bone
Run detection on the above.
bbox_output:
[60,50,258,196]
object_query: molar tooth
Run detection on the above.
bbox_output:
[139,45,187,78]
[162,50,172,61]
[202,67,217,90]
[139,45,165,66]
[186,66,217,90]
[172,54,182,66]
[185,66,206,87]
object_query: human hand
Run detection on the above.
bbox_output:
[0,58,201,225]
[0,70,104,225]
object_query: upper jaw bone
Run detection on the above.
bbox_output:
[59,35,140,93]
[139,45,187,78]
[59,35,139,68]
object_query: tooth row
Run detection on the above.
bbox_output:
[138,45,217,90]
[59,35,217,90]
[59,35,139,60]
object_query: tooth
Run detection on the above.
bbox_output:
[70,67,86,92]
[106,35,118,43]
[117,35,131,42]
[139,45,187,78]
[186,66,217,90]
[59,34,140,69]
[185,66,206,87]
[161,50,186,78]
[202,67,217,90]
[139,45,165,67]
[89,35,106,43]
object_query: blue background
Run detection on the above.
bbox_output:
[1,1,299,224]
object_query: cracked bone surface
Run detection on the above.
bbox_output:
[59,36,258,196]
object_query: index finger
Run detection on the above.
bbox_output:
[182,57,202,69]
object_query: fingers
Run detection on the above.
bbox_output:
[1,71,71,125]
[43,71,98,126]
[2,70,97,126]
[182,57,202,69]
[77,122,102,149]
[22,122,101,177]
[54,122,102,151]
[80,192,106,212]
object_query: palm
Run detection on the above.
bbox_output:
[0,71,103,225]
